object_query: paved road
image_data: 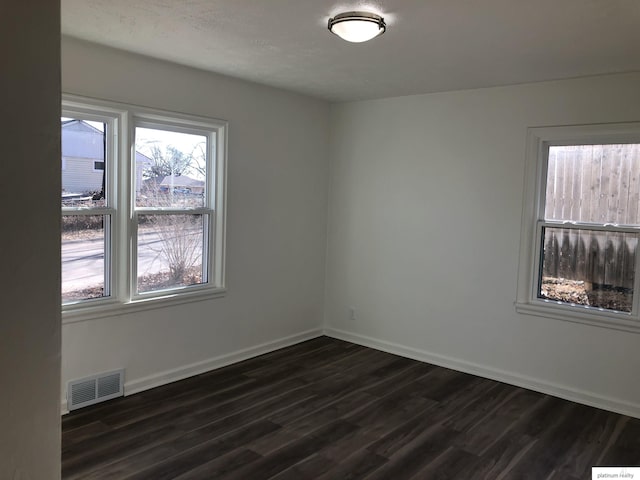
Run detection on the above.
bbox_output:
[61,229,202,296]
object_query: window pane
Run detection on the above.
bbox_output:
[62,215,108,303]
[545,144,640,225]
[61,117,107,207]
[137,214,205,294]
[135,127,207,208]
[539,227,636,312]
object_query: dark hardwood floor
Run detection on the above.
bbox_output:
[62,336,640,479]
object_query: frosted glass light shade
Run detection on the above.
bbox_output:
[328,11,386,43]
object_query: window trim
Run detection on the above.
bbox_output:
[515,123,640,333]
[61,94,227,324]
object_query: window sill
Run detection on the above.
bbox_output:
[515,300,640,334]
[62,287,227,324]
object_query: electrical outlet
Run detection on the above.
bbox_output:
[349,307,356,321]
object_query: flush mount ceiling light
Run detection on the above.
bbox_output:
[328,11,386,43]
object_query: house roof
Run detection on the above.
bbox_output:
[158,175,205,188]
[62,119,103,134]
[62,119,153,163]
[135,151,153,164]
[61,119,104,159]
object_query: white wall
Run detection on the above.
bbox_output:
[1,2,61,479]
[325,72,640,417]
[61,37,330,406]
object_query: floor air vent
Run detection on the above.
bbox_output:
[68,369,124,411]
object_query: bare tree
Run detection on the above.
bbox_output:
[152,215,202,284]
[136,142,206,292]
[144,144,192,180]
[188,141,207,178]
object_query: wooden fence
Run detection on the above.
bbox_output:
[542,228,636,290]
[542,144,640,290]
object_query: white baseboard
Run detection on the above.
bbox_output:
[61,328,323,415]
[324,327,640,419]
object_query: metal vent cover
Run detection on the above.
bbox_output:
[67,369,124,411]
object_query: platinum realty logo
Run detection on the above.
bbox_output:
[593,467,640,479]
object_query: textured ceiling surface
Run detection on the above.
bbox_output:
[62,0,640,102]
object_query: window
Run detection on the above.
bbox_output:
[133,124,210,295]
[516,123,640,332]
[62,95,227,321]
[61,116,111,304]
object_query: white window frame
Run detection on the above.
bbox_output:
[515,123,640,333]
[61,103,120,310]
[62,94,227,324]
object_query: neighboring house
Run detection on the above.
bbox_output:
[158,174,205,194]
[134,152,153,195]
[62,119,153,195]
[140,174,205,197]
[61,119,105,194]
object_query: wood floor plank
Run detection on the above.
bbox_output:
[416,367,485,402]
[315,449,388,480]
[511,394,574,437]
[82,420,280,480]
[243,427,303,456]
[544,469,583,480]
[61,420,110,448]
[282,390,378,436]
[218,419,360,480]
[345,390,437,436]
[172,449,262,480]
[409,446,479,480]
[598,416,640,466]
[466,432,538,480]
[96,375,257,430]
[362,425,460,480]
[443,381,517,432]
[453,388,543,456]
[365,412,445,459]
[358,361,436,398]
[364,378,499,459]
[267,453,336,480]
[121,421,279,480]
[62,336,640,480]
[499,402,605,479]
[63,379,312,478]
[63,424,182,479]
[549,409,622,478]
[63,375,305,461]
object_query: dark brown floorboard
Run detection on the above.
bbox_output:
[62,336,640,479]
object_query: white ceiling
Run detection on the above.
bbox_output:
[62,0,640,102]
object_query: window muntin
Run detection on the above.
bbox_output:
[517,124,640,331]
[61,96,227,319]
